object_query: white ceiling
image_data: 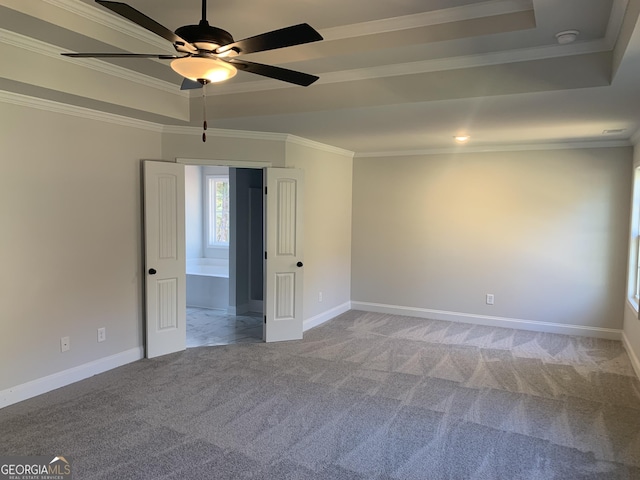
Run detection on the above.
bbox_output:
[2,0,640,154]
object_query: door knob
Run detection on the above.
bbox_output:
[296,262,303,267]
[148,268,157,275]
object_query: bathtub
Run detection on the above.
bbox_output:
[186,258,229,310]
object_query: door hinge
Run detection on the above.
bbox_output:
[264,315,267,324]
[264,186,267,195]
[264,251,267,260]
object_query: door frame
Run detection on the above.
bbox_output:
[146,159,308,356]
[178,158,272,341]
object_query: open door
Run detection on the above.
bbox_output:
[143,161,186,358]
[264,168,304,342]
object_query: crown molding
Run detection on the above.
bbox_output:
[0,90,164,132]
[3,90,631,156]
[208,38,610,96]
[162,125,288,141]
[46,0,530,48]
[42,0,170,52]
[355,140,633,158]
[320,0,532,42]
[606,0,630,49]
[0,27,185,97]
[162,125,354,156]
[285,134,355,158]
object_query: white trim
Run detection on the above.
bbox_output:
[168,128,355,157]
[286,135,355,158]
[355,140,633,158]
[0,28,182,96]
[0,90,164,132]
[303,302,352,331]
[208,40,609,96]
[351,301,623,340]
[164,125,287,141]
[43,0,171,52]
[626,298,639,315]
[622,331,640,380]
[320,0,532,41]
[605,0,630,49]
[176,158,273,168]
[0,347,144,409]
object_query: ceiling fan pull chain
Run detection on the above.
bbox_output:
[201,80,209,142]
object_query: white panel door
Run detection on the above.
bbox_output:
[143,161,186,358]
[264,168,304,342]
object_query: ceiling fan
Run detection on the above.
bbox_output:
[62,0,323,88]
[62,0,323,139]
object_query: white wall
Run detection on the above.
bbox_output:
[623,144,640,377]
[352,147,632,335]
[0,102,161,394]
[285,141,354,326]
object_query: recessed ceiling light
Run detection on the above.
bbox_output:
[454,135,470,143]
[555,30,579,45]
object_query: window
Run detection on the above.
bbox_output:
[206,175,229,247]
[628,167,640,308]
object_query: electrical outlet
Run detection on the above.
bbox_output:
[60,336,70,352]
[486,294,495,305]
[318,291,323,302]
[97,327,106,343]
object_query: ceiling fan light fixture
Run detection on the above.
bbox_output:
[171,56,237,83]
[454,135,470,143]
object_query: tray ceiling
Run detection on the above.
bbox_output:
[1,0,639,153]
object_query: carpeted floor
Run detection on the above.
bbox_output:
[1,310,639,479]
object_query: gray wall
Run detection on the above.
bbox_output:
[1,102,161,391]
[3,97,635,402]
[352,147,632,331]
[1,101,354,399]
[285,141,354,323]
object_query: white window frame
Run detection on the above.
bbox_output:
[205,174,230,252]
[628,166,640,310]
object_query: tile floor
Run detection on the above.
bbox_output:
[186,307,263,347]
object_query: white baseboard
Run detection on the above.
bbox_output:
[0,347,144,409]
[351,301,623,340]
[622,331,640,380]
[304,302,351,331]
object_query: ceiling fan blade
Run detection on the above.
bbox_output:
[95,1,196,53]
[180,78,204,90]
[217,23,322,55]
[62,53,180,59]
[228,59,319,87]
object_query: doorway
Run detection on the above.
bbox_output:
[184,165,264,347]
[144,161,304,358]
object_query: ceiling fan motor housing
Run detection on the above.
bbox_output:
[175,21,234,51]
